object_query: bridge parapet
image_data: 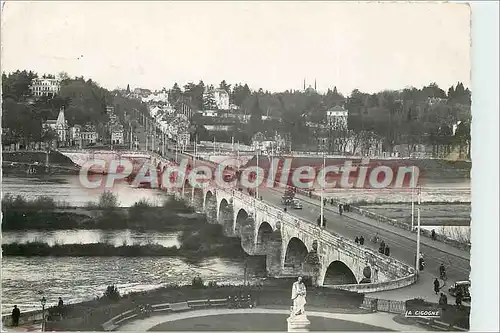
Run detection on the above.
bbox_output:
[171,153,417,292]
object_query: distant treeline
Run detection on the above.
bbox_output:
[1,193,201,231]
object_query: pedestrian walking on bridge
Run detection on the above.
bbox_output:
[434,278,440,295]
[359,235,365,245]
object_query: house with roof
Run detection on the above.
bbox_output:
[214,88,230,110]
[326,105,348,128]
[81,124,98,146]
[43,107,69,146]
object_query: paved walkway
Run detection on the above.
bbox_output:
[117,308,423,331]
[261,187,469,304]
[1,323,41,332]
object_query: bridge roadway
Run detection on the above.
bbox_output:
[257,186,470,300]
[152,151,470,300]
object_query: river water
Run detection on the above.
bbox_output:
[1,230,182,248]
[1,256,260,315]
[1,174,471,315]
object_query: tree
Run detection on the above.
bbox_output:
[232,83,251,107]
[58,71,70,82]
[98,191,118,208]
[248,94,263,136]
[2,70,37,101]
[169,83,183,105]
[454,121,471,159]
[219,80,231,94]
[203,85,217,110]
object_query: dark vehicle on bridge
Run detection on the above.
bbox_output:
[448,280,471,301]
[281,189,295,205]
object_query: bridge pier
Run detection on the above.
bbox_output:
[265,235,285,277]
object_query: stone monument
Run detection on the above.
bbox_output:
[287,276,310,332]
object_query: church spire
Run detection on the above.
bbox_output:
[314,79,317,90]
[303,78,305,90]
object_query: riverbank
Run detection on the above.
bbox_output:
[2,150,77,166]
[1,194,200,231]
[2,223,247,258]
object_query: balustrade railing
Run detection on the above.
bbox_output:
[217,186,415,278]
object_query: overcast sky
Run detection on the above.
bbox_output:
[1,1,471,95]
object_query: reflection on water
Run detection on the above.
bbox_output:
[1,256,260,315]
[2,230,181,248]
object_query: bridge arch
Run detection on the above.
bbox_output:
[204,190,216,221]
[284,237,309,269]
[256,222,273,245]
[323,260,358,285]
[235,208,250,235]
[218,198,233,233]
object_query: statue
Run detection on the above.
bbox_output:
[291,276,307,316]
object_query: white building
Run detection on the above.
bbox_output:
[111,127,124,145]
[70,125,82,147]
[44,107,69,145]
[30,78,61,97]
[326,106,348,128]
[177,131,190,149]
[214,88,230,110]
[142,89,170,104]
[81,124,98,145]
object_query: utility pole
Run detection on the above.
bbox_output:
[256,147,259,199]
[411,166,415,230]
[415,186,422,274]
[320,150,325,227]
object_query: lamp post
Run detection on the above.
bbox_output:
[415,186,422,275]
[40,296,46,332]
[320,149,326,227]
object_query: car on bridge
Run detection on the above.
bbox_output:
[291,198,303,209]
[448,280,471,302]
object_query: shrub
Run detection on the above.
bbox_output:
[98,192,119,209]
[103,285,120,301]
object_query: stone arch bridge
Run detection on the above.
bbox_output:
[184,185,416,290]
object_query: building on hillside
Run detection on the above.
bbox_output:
[111,124,124,145]
[214,88,230,110]
[142,89,169,104]
[427,97,448,106]
[30,78,61,97]
[69,125,82,147]
[326,106,348,128]
[81,124,98,146]
[43,107,69,146]
[303,79,318,95]
[177,131,190,149]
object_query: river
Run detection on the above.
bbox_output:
[1,230,182,248]
[1,256,261,315]
[1,174,471,315]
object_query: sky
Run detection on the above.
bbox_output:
[1,1,471,95]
